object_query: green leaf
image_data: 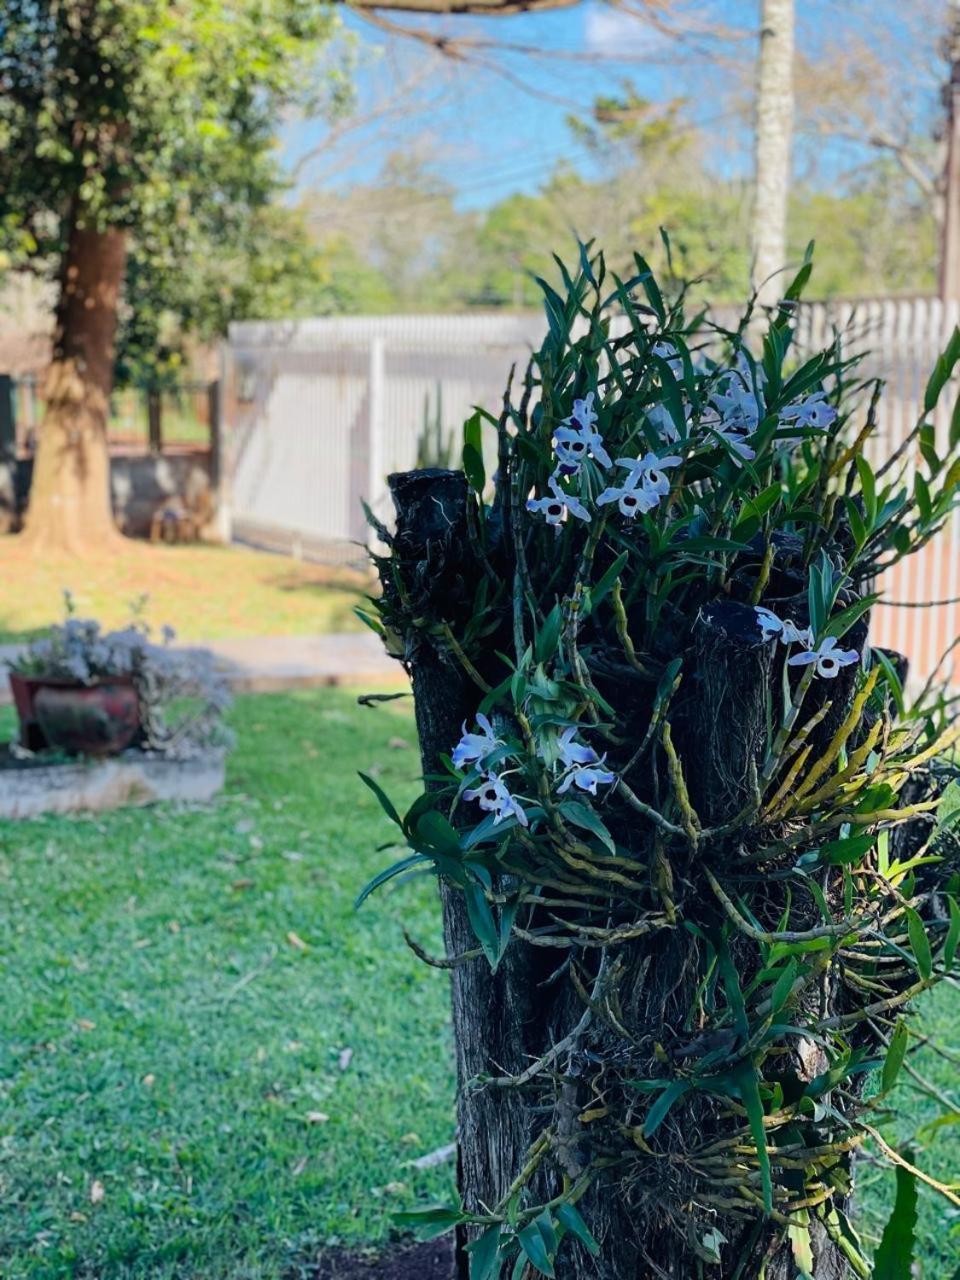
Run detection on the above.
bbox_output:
[937,780,960,831]
[643,1078,693,1138]
[735,1066,773,1215]
[924,326,960,413]
[534,604,563,663]
[872,1164,918,1280]
[820,833,876,866]
[464,882,502,970]
[872,648,906,718]
[881,1019,909,1095]
[395,1205,469,1233]
[467,1224,503,1280]
[587,551,629,613]
[823,595,878,641]
[555,1203,600,1256]
[355,852,430,908]
[359,771,403,827]
[463,444,485,496]
[904,906,933,979]
[788,1217,814,1279]
[557,799,616,854]
[944,895,960,971]
[517,1219,555,1277]
[462,411,485,494]
[856,455,877,523]
[415,810,462,855]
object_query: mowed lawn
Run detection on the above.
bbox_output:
[0,692,958,1276]
[0,540,366,644]
[0,692,455,1279]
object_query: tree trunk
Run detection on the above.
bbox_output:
[940,0,960,301]
[752,0,794,308]
[21,201,128,554]
[387,470,851,1280]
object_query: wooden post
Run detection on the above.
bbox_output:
[941,1,960,301]
[147,388,163,454]
[0,375,14,461]
[208,377,230,543]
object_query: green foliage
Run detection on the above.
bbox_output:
[0,0,343,379]
[366,241,960,1274]
[873,1165,919,1280]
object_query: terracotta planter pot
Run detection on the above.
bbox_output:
[7,673,141,756]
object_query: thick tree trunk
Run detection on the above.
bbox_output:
[387,470,852,1279]
[752,0,794,308]
[21,202,127,554]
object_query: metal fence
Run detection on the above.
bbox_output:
[4,373,217,454]
[225,301,960,683]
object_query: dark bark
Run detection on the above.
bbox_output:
[387,470,855,1279]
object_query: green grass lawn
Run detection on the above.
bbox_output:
[0,692,957,1277]
[0,541,366,645]
[0,692,454,1279]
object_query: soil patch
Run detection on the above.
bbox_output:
[305,1238,455,1280]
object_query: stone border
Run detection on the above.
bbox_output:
[0,750,225,819]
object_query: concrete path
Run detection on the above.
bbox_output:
[0,632,406,705]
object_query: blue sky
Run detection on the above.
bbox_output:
[283,0,938,212]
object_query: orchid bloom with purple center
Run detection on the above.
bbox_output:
[788,636,860,679]
[464,772,529,826]
[780,391,837,432]
[553,422,613,472]
[614,451,682,497]
[596,476,663,519]
[452,712,502,770]
[754,606,812,649]
[527,475,591,527]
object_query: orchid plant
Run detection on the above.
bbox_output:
[360,241,960,1279]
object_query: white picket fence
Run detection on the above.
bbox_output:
[225,299,960,684]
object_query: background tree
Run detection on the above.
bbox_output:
[0,0,576,556]
[752,0,795,305]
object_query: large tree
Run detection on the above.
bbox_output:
[0,0,576,554]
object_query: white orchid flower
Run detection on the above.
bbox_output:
[452,713,502,770]
[710,371,763,436]
[780,391,837,432]
[646,403,687,445]
[614,451,682,497]
[566,391,598,431]
[788,635,860,679]
[557,760,617,796]
[557,725,600,769]
[652,340,684,377]
[596,476,663,519]
[527,475,592,527]
[553,423,613,472]
[754,606,812,649]
[464,772,529,826]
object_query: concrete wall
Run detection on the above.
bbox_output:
[0,451,213,538]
